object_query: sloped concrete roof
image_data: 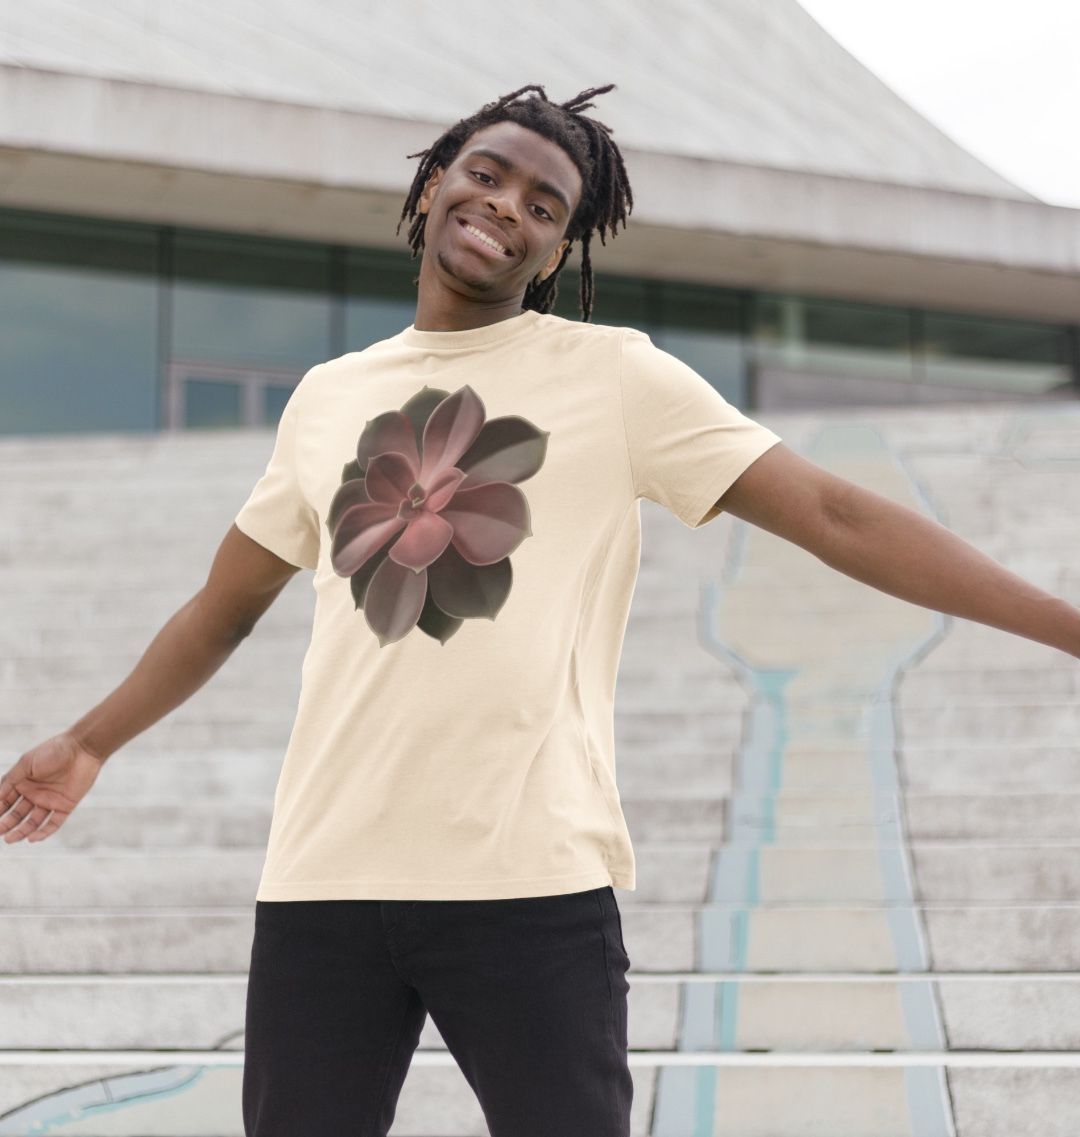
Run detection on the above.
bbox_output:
[1,0,1033,201]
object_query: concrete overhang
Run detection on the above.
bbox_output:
[1,65,1078,323]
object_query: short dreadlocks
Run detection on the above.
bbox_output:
[396,83,633,323]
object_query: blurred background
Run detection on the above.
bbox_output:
[1,3,1079,1137]
[0,0,1076,435]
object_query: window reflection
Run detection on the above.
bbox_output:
[0,210,158,436]
[185,380,243,429]
[345,248,419,349]
[755,295,914,385]
[168,230,331,430]
[923,313,1071,395]
[0,206,1075,437]
[656,283,746,407]
[263,384,295,424]
[172,230,331,372]
[556,270,652,329]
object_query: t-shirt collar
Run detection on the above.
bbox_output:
[399,307,541,350]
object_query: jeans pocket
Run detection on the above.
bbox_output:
[603,886,628,958]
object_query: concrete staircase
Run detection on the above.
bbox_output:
[1,400,1079,1135]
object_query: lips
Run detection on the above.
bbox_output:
[456,215,514,259]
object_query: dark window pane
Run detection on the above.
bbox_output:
[172,230,332,372]
[655,283,747,407]
[0,209,158,436]
[0,206,157,274]
[185,380,242,429]
[345,247,420,349]
[923,313,1071,394]
[806,299,910,349]
[753,294,914,409]
[754,294,914,386]
[262,383,295,425]
[553,270,652,328]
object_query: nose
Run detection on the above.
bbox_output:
[484,189,521,225]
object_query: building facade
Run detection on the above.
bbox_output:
[1,0,1078,436]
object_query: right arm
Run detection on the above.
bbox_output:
[0,525,302,844]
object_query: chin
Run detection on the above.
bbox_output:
[435,249,496,293]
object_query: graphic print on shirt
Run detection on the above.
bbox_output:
[326,383,549,648]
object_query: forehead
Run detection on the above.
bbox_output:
[457,120,582,203]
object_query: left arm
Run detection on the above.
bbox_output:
[714,442,1080,659]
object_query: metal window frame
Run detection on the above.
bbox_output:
[162,359,301,431]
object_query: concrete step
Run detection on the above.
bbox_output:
[3,904,1080,973]
[1,748,287,803]
[895,744,1080,792]
[5,725,1080,795]
[6,844,1080,907]
[1,792,1074,852]
[0,1057,1077,1136]
[3,973,1080,1052]
[0,621,311,656]
[1,594,315,634]
[895,666,1080,699]
[18,673,1080,726]
[0,654,308,691]
[621,793,1080,842]
[1,682,306,722]
[11,672,1074,751]
[0,802,274,850]
[2,793,1075,851]
[896,701,1080,738]
[733,742,1080,793]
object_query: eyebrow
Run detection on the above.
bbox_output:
[463,148,573,216]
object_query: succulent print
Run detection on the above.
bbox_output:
[326,384,549,647]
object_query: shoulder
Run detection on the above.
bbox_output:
[294,338,402,390]
[531,310,642,349]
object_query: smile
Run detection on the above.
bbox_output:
[457,217,512,258]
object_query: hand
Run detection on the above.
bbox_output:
[0,733,108,845]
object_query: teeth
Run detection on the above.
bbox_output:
[464,223,507,254]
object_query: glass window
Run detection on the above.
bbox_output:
[755,294,914,382]
[172,231,331,366]
[185,380,243,429]
[0,209,159,436]
[263,383,296,423]
[922,312,1072,395]
[655,283,747,407]
[345,247,419,349]
[169,229,333,429]
[553,270,652,329]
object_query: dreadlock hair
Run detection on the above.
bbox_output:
[396,83,633,323]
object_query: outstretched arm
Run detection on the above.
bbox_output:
[714,442,1080,660]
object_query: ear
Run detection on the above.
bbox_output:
[536,238,571,283]
[418,166,444,216]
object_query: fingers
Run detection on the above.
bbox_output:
[1,800,54,844]
[23,813,61,842]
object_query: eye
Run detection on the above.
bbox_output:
[471,171,553,221]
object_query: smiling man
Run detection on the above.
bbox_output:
[2,82,1079,1137]
[410,118,583,329]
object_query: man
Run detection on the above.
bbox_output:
[2,84,1078,1137]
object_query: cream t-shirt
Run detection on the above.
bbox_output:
[233,307,782,900]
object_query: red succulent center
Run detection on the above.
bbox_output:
[397,480,430,520]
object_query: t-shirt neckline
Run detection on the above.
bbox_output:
[399,308,541,350]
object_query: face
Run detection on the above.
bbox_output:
[416,120,584,301]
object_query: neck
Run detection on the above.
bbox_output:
[411,253,531,331]
[412,296,526,333]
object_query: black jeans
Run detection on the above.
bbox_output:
[242,885,633,1137]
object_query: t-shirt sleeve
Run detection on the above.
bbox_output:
[232,379,321,571]
[618,326,783,528]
